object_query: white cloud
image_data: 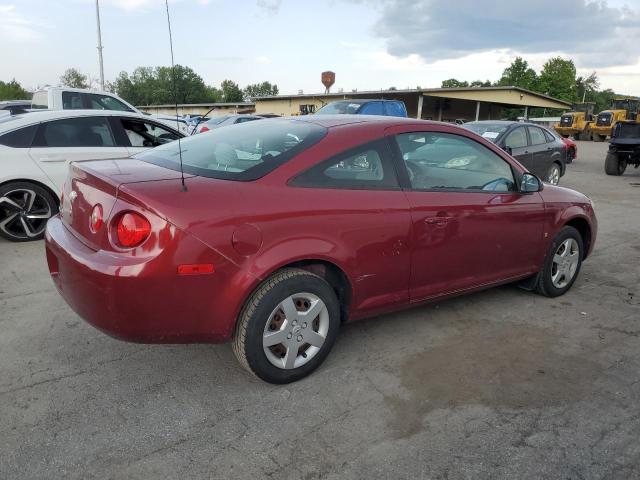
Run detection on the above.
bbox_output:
[255,55,271,64]
[0,4,46,42]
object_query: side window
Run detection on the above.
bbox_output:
[528,126,546,145]
[384,102,406,117]
[291,139,399,189]
[84,93,134,112]
[542,128,556,143]
[359,102,384,116]
[33,117,116,147]
[62,91,84,109]
[121,119,180,147]
[0,125,38,148]
[396,131,516,192]
[504,127,528,149]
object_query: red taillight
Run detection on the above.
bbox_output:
[116,212,151,248]
[90,204,104,232]
[199,125,210,133]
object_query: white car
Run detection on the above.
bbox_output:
[0,109,183,242]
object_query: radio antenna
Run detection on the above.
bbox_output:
[164,0,187,192]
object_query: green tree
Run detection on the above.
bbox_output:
[441,79,469,88]
[575,72,599,103]
[537,57,577,102]
[0,79,31,100]
[220,79,244,102]
[243,81,279,99]
[469,80,492,87]
[112,65,221,106]
[592,88,616,114]
[60,68,89,89]
[497,57,538,90]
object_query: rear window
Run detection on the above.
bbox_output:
[31,91,48,110]
[463,122,510,141]
[615,123,640,139]
[316,101,363,115]
[136,119,327,181]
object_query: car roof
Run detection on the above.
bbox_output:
[33,86,119,95]
[269,114,435,129]
[325,99,400,105]
[0,109,164,132]
[466,120,550,128]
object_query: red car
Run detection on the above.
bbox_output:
[562,136,577,163]
[45,116,597,383]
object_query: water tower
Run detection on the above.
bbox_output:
[322,71,335,94]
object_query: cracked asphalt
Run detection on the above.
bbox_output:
[1,141,639,479]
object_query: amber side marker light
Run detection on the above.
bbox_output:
[177,264,215,275]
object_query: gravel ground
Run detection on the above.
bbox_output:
[1,140,639,480]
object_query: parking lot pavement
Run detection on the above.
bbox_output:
[1,141,639,480]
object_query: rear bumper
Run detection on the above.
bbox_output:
[45,215,250,343]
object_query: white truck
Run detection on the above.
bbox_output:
[30,86,190,134]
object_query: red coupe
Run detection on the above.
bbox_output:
[45,116,597,383]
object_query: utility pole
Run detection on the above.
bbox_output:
[95,0,105,90]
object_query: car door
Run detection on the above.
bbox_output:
[290,138,412,317]
[28,116,129,191]
[502,126,533,171]
[388,126,546,302]
[526,126,554,178]
[114,117,182,155]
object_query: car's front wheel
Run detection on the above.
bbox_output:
[233,268,341,384]
[536,226,584,297]
[0,182,58,242]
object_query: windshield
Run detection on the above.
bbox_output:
[615,123,640,139]
[462,122,510,142]
[316,101,363,115]
[136,119,327,181]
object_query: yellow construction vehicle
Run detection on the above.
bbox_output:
[554,102,595,140]
[589,97,639,142]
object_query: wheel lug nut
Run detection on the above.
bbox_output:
[287,333,292,339]
[297,335,303,342]
[292,320,297,326]
[302,322,307,328]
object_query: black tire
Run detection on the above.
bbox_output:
[573,133,581,141]
[604,152,626,176]
[536,226,584,298]
[0,181,58,242]
[593,134,605,142]
[232,268,341,384]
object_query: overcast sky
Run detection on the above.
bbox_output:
[1,0,639,96]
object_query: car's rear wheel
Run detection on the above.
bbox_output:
[536,226,583,297]
[605,152,627,176]
[546,163,561,185]
[0,182,57,242]
[233,268,341,384]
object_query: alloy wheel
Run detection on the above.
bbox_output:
[551,238,580,289]
[0,189,53,240]
[547,165,561,185]
[262,292,330,370]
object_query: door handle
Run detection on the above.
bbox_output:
[425,216,451,226]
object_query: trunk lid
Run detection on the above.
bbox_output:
[60,158,193,250]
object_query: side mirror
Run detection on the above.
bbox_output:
[520,173,543,193]
[503,145,513,155]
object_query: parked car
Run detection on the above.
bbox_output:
[45,115,597,384]
[560,136,577,163]
[604,120,640,176]
[31,86,140,114]
[315,99,407,117]
[195,114,264,133]
[463,121,567,185]
[0,109,183,241]
[0,100,32,115]
[150,114,192,136]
